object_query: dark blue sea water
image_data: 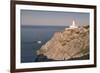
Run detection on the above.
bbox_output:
[21,25,67,63]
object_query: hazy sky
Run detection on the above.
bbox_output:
[21,10,90,26]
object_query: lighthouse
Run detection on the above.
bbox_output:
[70,20,78,28]
[65,20,78,30]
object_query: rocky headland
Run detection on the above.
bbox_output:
[36,25,89,61]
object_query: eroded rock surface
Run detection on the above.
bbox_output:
[37,25,89,60]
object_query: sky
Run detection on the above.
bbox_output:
[21,9,90,26]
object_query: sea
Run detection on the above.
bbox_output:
[21,25,67,63]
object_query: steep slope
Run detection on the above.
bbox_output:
[37,25,89,60]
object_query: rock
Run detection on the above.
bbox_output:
[35,54,54,62]
[37,25,89,60]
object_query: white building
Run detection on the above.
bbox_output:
[65,20,78,30]
[70,20,78,28]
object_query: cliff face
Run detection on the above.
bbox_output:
[37,25,89,60]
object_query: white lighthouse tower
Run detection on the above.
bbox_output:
[65,20,78,30]
[70,20,78,28]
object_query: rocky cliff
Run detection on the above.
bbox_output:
[37,25,89,60]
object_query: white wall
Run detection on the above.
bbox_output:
[0,0,100,73]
